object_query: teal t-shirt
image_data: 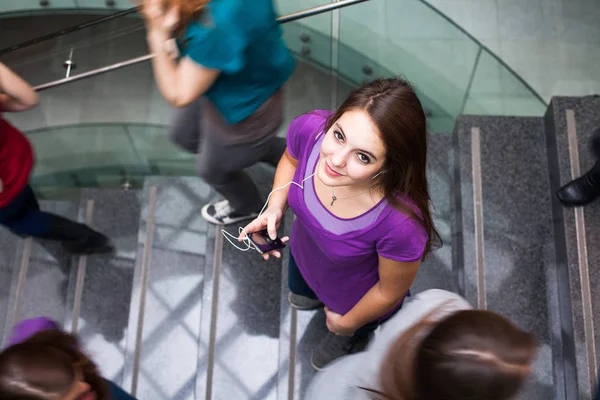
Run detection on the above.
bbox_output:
[178,0,295,124]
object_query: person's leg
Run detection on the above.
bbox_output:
[0,186,111,254]
[198,91,284,224]
[260,136,287,168]
[287,252,324,310]
[0,186,52,237]
[197,136,269,223]
[311,296,407,371]
[168,98,203,154]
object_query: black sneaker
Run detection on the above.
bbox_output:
[64,232,114,255]
[201,200,258,225]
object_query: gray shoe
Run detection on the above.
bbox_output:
[310,332,355,371]
[287,292,323,310]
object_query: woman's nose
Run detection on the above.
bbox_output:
[330,151,346,167]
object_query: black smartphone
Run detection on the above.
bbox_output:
[247,229,286,255]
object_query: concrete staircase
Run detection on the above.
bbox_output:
[1,96,600,399]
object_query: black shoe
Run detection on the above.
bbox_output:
[44,214,113,255]
[310,332,371,371]
[557,172,600,207]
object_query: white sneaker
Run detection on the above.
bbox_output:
[201,200,258,226]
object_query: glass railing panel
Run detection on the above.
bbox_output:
[337,0,481,132]
[335,0,546,130]
[125,124,196,175]
[463,48,546,116]
[26,124,198,198]
[275,0,324,15]
[0,0,130,15]
[280,12,334,117]
[2,6,334,196]
[2,12,145,87]
[75,0,132,9]
[0,0,77,14]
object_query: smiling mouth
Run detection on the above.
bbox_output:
[324,162,343,177]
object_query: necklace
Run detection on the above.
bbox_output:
[330,186,370,206]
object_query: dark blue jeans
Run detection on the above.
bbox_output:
[288,252,404,339]
[0,186,51,237]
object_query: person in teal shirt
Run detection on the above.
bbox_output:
[143,0,295,225]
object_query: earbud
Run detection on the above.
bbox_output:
[372,170,387,180]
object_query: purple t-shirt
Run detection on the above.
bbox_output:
[6,317,59,346]
[286,111,428,316]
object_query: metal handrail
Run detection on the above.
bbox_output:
[33,0,370,92]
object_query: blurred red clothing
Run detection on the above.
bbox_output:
[0,117,34,207]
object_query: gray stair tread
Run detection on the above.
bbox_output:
[209,165,283,400]
[123,177,212,400]
[65,189,142,385]
[547,95,600,400]
[0,230,20,346]
[412,132,457,293]
[12,200,77,329]
[456,116,556,399]
[211,237,282,400]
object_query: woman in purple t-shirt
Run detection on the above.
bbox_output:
[241,78,439,370]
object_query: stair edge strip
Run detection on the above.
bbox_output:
[566,109,597,392]
[471,127,487,310]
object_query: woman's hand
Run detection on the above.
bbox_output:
[143,0,180,35]
[239,206,287,260]
[324,307,356,337]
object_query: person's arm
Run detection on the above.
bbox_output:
[143,0,220,107]
[327,256,420,335]
[146,30,220,107]
[266,150,298,213]
[0,63,39,112]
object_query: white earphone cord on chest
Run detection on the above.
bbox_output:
[221,172,316,251]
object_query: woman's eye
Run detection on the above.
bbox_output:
[333,130,344,142]
[357,153,370,164]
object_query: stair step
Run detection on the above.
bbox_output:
[413,132,457,293]
[455,116,558,399]
[1,200,77,345]
[122,176,214,400]
[64,188,142,386]
[0,229,20,346]
[546,95,600,400]
[207,165,285,400]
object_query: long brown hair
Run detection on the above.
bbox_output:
[367,309,538,400]
[0,330,108,400]
[325,78,440,258]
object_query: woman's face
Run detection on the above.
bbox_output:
[317,109,386,188]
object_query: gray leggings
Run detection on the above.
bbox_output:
[168,89,286,214]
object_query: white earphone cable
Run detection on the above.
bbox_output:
[221,172,316,252]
